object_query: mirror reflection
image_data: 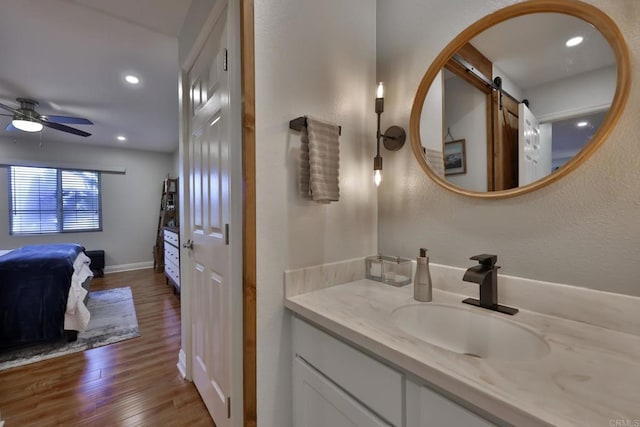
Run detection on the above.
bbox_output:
[420,13,616,192]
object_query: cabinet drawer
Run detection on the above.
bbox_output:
[165,259,180,286]
[164,229,179,247]
[294,356,391,427]
[164,243,179,264]
[406,379,496,427]
[164,252,180,270]
[293,318,403,426]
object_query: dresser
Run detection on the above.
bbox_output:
[163,227,180,294]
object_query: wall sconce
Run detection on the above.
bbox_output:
[374,82,406,186]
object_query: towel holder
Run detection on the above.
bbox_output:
[289,116,342,136]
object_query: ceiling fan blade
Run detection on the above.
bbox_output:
[0,101,18,115]
[42,115,93,125]
[5,123,17,131]
[41,121,91,137]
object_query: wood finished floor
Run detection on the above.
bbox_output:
[0,269,214,426]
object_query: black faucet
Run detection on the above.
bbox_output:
[462,254,518,315]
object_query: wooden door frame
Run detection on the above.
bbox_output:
[177,0,256,425]
[240,0,257,426]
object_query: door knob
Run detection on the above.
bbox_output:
[182,239,194,250]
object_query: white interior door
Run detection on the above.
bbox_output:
[186,8,232,426]
[518,103,550,186]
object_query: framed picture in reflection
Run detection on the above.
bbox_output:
[444,139,467,175]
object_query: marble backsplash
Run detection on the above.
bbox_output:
[285,257,640,336]
[284,258,365,297]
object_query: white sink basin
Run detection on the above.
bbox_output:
[392,303,549,361]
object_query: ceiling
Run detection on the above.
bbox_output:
[471,12,615,90]
[0,0,192,152]
[552,109,606,158]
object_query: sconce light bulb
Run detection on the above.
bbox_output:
[374,169,382,187]
[376,82,384,99]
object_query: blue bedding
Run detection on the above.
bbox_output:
[0,243,85,348]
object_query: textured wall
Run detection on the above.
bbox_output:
[0,138,173,267]
[254,0,377,425]
[377,0,640,296]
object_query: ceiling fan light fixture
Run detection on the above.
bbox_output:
[1,98,92,137]
[12,118,43,132]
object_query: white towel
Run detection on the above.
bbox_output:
[425,148,445,178]
[299,117,340,203]
[64,252,93,332]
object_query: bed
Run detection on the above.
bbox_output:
[0,243,93,349]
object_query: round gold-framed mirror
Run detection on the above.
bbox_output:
[409,0,630,199]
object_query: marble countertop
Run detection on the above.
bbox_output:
[285,279,640,427]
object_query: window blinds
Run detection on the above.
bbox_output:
[9,166,102,234]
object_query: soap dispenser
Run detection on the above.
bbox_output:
[414,248,432,302]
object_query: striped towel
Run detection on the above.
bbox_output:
[299,117,340,203]
[425,148,445,177]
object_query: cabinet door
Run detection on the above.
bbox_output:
[293,318,403,425]
[294,357,391,427]
[406,380,496,427]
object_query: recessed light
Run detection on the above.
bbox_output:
[124,74,140,85]
[565,36,584,47]
[116,135,127,142]
[576,121,589,128]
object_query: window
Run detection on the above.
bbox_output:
[8,166,102,235]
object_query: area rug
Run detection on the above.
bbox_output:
[0,286,140,371]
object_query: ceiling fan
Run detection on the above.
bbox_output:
[0,98,93,137]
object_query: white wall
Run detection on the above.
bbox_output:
[378,0,640,297]
[525,65,616,121]
[444,75,488,191]
[254,0,377,425]
[0,138,173,269]
[178,0,218,66]
[493,64,524,102]
[171,149,180,179]
[421,71,444,151]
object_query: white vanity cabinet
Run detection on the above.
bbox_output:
[293,357,391,427]
[405,380,496,427]
[292,317,497,427]
[293,317,402,426]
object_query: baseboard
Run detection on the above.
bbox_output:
[104,261,154,274]
[177,348,187,379]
